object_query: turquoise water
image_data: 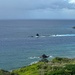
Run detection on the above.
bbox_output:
[0,20,75,70]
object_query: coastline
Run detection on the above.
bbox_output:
[1,57,75,75]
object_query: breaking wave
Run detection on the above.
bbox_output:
[28,56,39,59]
[49,56,53,58]
[0,34,75,41]
[34,34,75,38]
[30,61,38,65]
[50,34,75,37]
[29,55,53,60]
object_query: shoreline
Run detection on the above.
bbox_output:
[1,57,75,75]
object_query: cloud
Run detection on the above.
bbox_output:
[69,0,75,4]
[0,0,75,10]
[0,0,75,19]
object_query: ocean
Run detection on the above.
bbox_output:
[0,20,75,70]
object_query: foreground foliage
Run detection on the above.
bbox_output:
[1,57,75,75]
[0,69,11,75]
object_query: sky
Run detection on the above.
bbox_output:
[0,0,75,19]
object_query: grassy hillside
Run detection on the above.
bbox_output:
[1,57,75,75]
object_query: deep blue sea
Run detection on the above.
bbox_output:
[0,20,75,71]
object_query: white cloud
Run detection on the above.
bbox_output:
[69,0,75,4]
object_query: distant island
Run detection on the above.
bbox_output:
[1,57,75,75]
[72,26,75,29]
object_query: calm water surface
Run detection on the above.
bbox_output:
[0,20,75,70]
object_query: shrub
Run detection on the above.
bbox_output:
[0,69,11,75]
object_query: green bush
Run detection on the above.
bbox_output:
[0,69,11,75]
[65,64,75,74]
[47,64,75,75]
[47,69,66,75]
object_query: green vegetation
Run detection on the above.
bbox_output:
[0,69,11,75]
[1,57,75,75]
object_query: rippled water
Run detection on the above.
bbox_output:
[0,20,75,70]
